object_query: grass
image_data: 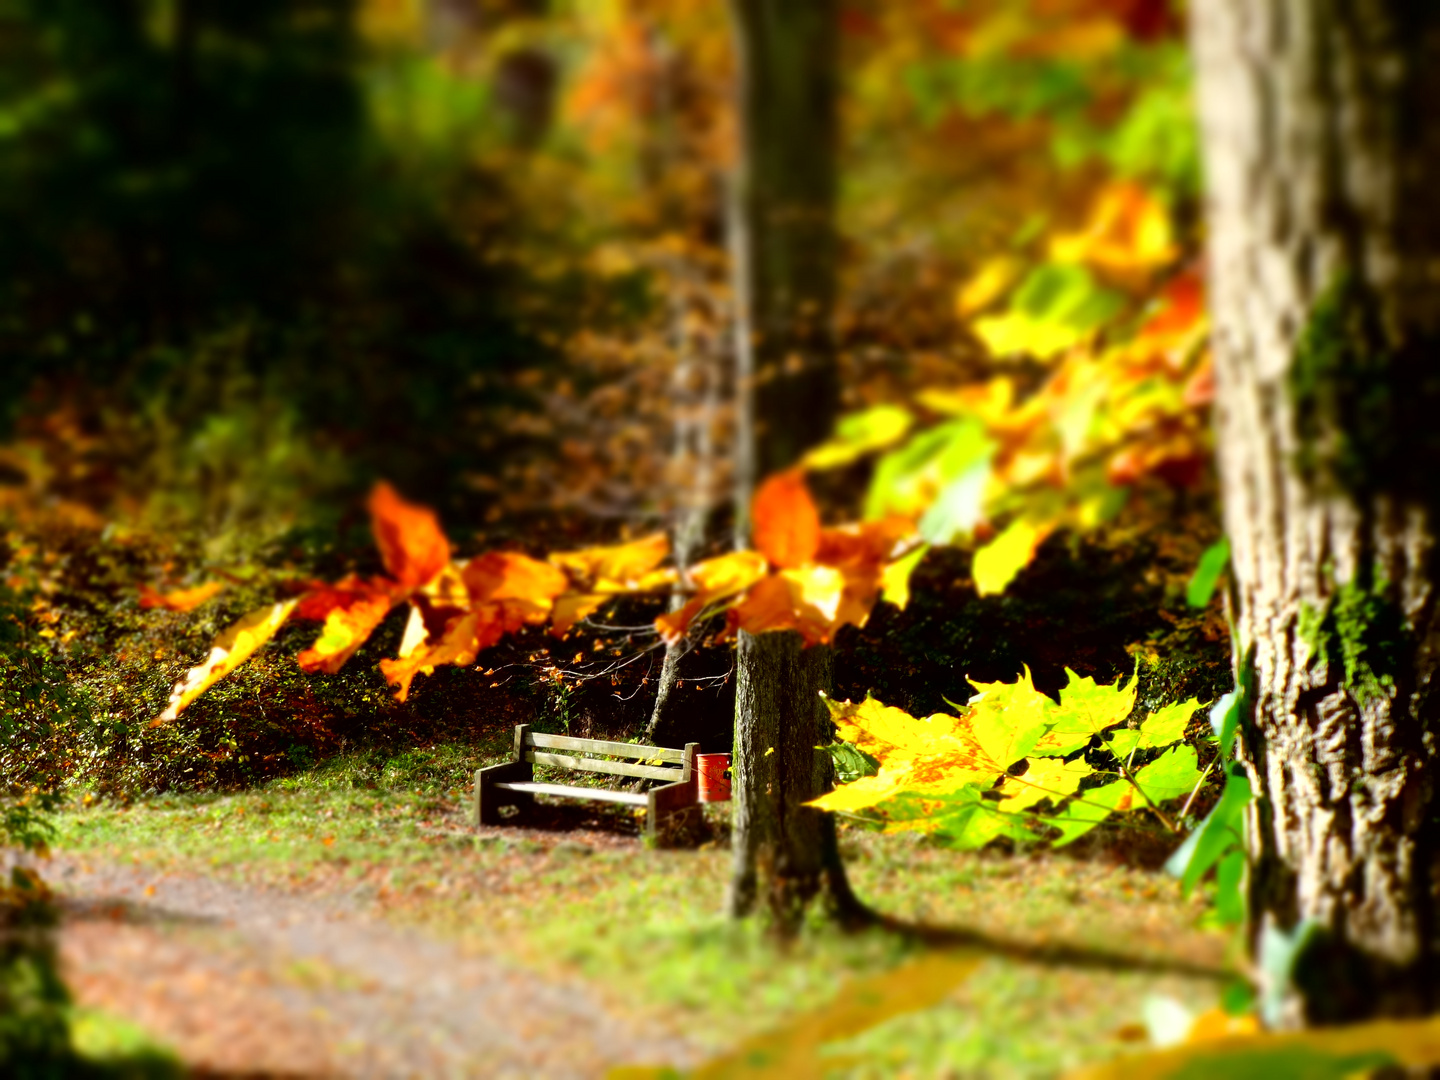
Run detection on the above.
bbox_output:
[50,743,1238,1078]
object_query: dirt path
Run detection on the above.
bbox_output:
[32,854,700,1078]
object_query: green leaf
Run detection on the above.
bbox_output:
[821,742,879,785]
[1209,689,1241,760]
[1110,697,1203,758]
[973,264,1125,360]
[803,405,915,470]
[1186,537,1230,608]
[1165,768,1252,894]
[865,419,993,521]
[1214,848,1246,926]
[1049,778,1133,846]
[971,706,1049,770]
[1131,744,1202,804]
[918,460,990,544]
[1031,666,1137,757]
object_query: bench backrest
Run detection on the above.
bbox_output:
[519,729,689,782]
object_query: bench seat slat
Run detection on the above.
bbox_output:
[496,781,648,807]
[525,732,685,763]
[526,751,679,782]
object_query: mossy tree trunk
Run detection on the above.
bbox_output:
[1192,1,1440,1023]
[725,0,863,931]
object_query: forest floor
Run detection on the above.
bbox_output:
[23,754,1241,1079]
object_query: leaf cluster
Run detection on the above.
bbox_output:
[810,666,1212,851]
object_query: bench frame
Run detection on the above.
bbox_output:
[472,724,699,842]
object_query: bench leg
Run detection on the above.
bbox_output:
[647,743,700,846]
[474,762,533,827]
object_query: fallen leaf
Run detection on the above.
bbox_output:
[138,581,226,613]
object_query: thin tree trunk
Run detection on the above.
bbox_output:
[725,0,865,932]
[1192,1,1440,1024]
[648,259,724,745]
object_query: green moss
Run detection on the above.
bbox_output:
[1299,578,1403,709]
[1297,601,1326,666]
[1288,274,1398,498]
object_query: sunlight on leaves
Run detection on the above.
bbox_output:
[153,600,297,724]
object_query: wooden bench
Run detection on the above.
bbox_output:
[471,725,699,842]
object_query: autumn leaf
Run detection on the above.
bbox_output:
[551,593,608,637]
[549,532,670,588]
[295,576,403,674]
[802,405,915,470]
[807,694,1008,816]
[463,551,569,605]
[815,516,914,572]
[971,518,1051,596]
[138,581,226,612]
[879,544,928,610]
[996,757,1092,814]
[955,255,1024,318]
[655,550,768,643]
[380,609,499,702]
[368,481,451,589]
[724,567,847,644]
[1029,666,1138,756]
[751,470,821,569]
[1048,182,1177,276]
[1109,697,1203,758]
[152,600,297,724]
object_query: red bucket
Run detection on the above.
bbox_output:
[697,753,732,803]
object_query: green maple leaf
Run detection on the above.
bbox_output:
[1109,697,1203,757]
[1131,744,1203,803]
[1030,666,1137,756]
[1048,778,1135,846]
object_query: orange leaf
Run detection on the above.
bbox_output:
[1048,182,1177,276]
[549,533,670,588]
[551,593,607,637]
[752,471,821,569]
[139,581,226,613]
[816,517,915,572]
[296,579,402,674]
[368,482,451,589]
[380,608,503,703]
[463,552,569,607]
[655,551,769,644]
[723,566,852,646]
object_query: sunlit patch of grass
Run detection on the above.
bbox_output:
[54,765,1234,1078]
[68,1008,184,1078]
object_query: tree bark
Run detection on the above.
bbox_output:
[726,0,863,931]
[728,631,868,930]
[1191,1,1440,1024]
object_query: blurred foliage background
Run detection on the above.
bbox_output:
[0,0,1226,803]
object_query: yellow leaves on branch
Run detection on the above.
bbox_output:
[808,667,1206,849]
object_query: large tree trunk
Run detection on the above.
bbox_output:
[1192,2,1440,1024]
[726,0,862,931]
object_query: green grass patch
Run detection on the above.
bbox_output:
[53,752,1234,1078]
